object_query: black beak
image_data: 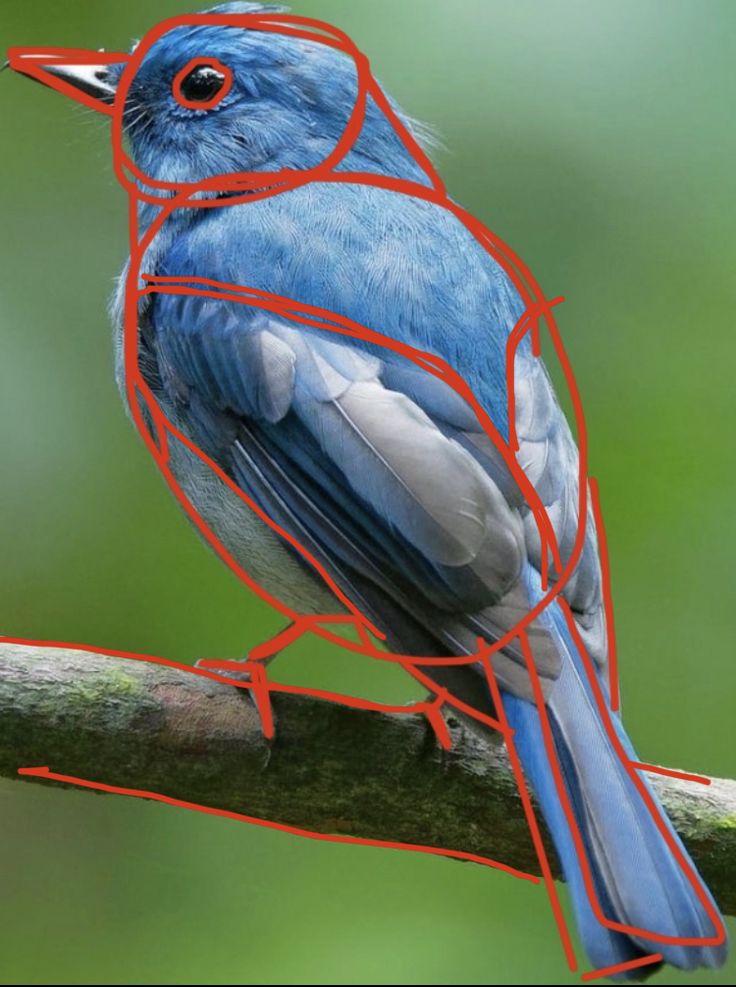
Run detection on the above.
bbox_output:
[40,59,117,103]
[5,47,128,114]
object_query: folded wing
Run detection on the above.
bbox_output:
[152,293,606,700]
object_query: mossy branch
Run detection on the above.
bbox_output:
[0,642,733,913]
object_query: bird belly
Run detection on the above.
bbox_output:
[114,320,339,619]
[163,416,341,617]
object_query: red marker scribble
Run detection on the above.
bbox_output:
[581,952,664,983]
[5,10,726,980]
[16,765,538,884]
[171,56,234,110]
[629,763,711,787]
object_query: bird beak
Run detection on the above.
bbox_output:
[4,47,129,115]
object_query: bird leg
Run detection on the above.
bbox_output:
[195,614,367,741]
[248,612,369,661]
[195,632,288,742]
[418,687,454,751]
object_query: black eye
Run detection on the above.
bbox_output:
[181,65,224,102]
[172,58,233,109]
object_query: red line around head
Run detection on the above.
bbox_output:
[110,12,376,200]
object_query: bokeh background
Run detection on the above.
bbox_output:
[1,1,734,983]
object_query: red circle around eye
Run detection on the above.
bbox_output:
[172,57,234,110]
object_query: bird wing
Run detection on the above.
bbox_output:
[512,346,607,671]
[151,292,606,701]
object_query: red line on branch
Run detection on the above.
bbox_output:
[16,765,540,884]
[630,762,711,787]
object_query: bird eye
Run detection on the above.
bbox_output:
[172,58,233,110]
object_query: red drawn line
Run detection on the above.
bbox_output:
[588,478,620,711]
[172,56,233,110]
[0,632,513,724]
[196,657,461,729]
[401,661,508,734]
[630,762,711,787]
[109,13,372,202]
[246,661,274,740]
[581,952,663,983]
[478,640,578,972]
[521,616,724,947]
[16,766,539,885]
[0,634,206,675]
[558,600,725,947]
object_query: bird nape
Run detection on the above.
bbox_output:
[7,2,728,980]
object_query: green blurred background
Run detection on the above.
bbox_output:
[1,1,734,983]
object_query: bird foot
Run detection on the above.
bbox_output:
[421,688,453,750]
[193,614,376,743]
[195,657,276,741]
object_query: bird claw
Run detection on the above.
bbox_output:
[195,657,276,742]
[193,615,371,743]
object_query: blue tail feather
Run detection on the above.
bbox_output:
[502,577,728,978]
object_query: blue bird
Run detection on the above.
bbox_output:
[10,3,727,977]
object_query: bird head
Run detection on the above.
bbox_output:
[7,2,432,198]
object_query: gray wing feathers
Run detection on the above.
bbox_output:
[241,329,296,423]
[514,350,607,670]
[155,308,608,694]
[304,381,524,576]
[265,325,567,691]
[231,321,527,595]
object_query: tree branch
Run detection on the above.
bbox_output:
[1,643,734,912]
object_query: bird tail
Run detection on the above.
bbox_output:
[502,597,728,978]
